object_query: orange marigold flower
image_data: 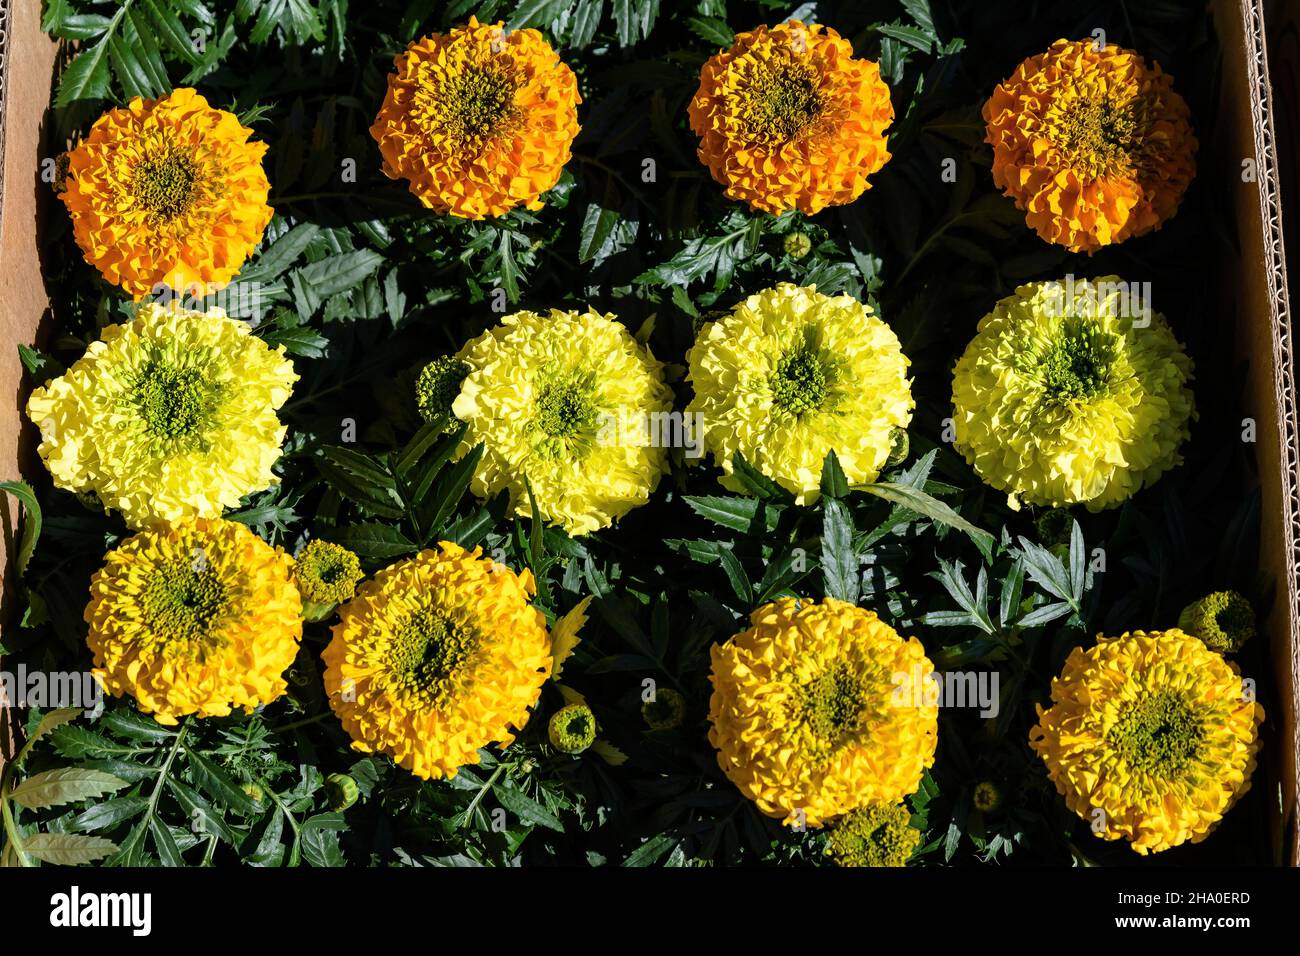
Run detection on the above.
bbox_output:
[688,21,893,215]
[61,88,273,300]
[983,39,1197,253]
[370,17,581,219]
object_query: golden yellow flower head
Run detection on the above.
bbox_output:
[452,308,673,536]
[322,542,552,780]
[548,702,597,754]
[61,87,273,299]
[85,517,302,725]
[293,540,364,622]
[952,277,1194,511]
[708,598,938,827]
[984,39,1196,253]
[1030,630,1263,855]
[825,802,919,867]
[26,302,297,529]
[1178,591,1255,654]
[689,21,893,214]
[686,283,913,504]
[370,17,581,218]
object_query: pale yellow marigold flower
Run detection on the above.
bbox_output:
[689,20,893,214]
[61,87,273,299]
[686,283,913,504]
[452,308,673,536]
[26,303,297,529]
[1030,630,1263,855]
[85,517,302,725]
[322,542,552,780]
[370,17,581,218]
[984,39,1196,253]
[708,597,938,827]
[951,276,1194,511]
[825,802,919,867]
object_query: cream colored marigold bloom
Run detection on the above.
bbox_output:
[452,308,673,535]
[86,517,302,725]
[1030,630,1263,855]
[708,598,938,827]
[26,303,297,529]
[689,21,893,214]
[370,17,581,218]
[322,542,552,780]
[61,87,273,299]
[686,283,912,503]
[952,277,1194,510]
[984,39,1196,253]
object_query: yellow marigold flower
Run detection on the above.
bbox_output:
[293,540,364,622]
[370,17,581,218]
[61,88,273,299]
[85,517,302,725]
[983,39,1196,253]
[708,598,938,827]
[689,21,893,215]
[452,308,673,536]
[825,802,919,867]
[1029,630,1263,855]
[1178,591,1255,654]
[26,303,297,529]
[686,284,913,504]
[548,702,597,754]
[322,542,552,780]
[952,277,1194,511]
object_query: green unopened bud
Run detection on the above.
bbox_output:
[293,540,364,622]
[886,428,909,467]
[1035,508,1074,549]
[825,802,919,868]
[1178,590,1255,654]
[783,232,812,259]
[326,773,359,811]
[415,355,469,429]
[548,702,596,754]
[641,687,685,731]
[972,780,1001,813]
[242,782,265,804]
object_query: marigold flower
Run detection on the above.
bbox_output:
[293,540,364,622]
[642,687,686,731]
[686,284,913,503]
[370,17,581,218]
[951,277,1194,510]
[452,308,673,536]
[825,802,919,867]
[708,598,938,827]
[689,21,893,214]
[322,542,551,780]
[85,518,302,725]
[983,39,1196,253]
[1178,591,1255,654]
[26,303,297,529]
[972,781,1002,813]
[549,702,597,754]
[60,88,273,299]
[416,356,470,428]
[1029,630,1263,854]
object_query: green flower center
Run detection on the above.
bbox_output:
[802,663,868,745]
[771,340,832,416]
[532,372,600,459]
[1108,691,1205,780]
[388,607,475,703]
[827,803,918,868]
[550,703,597,753]
[745,58,824,144]
[1057,95,1140,176]
[294,541,362,606]
[139,556,229,652]
[132,148,200,223]
[131,359,220,451]
[436,64,518,143]
[1039,322,1115,403]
